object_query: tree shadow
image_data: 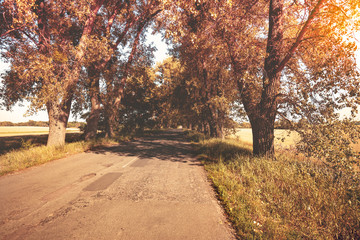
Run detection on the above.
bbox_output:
[90,129,200,164]
[0,133,83,155]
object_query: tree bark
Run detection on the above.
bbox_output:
[241,0,284,157]
[47,99,72,146]
[103,103,116,138]
[84,85,101,140]
[249,112,276,156]
[84,66,101,140]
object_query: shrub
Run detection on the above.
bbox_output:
[184,130,209,142]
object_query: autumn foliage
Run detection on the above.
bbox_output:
[1,0,360,162]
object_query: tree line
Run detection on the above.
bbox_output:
[0,120,85,128]
[1,0,360,167]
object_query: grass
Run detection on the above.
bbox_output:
[0,128,161,176]
[0,132,84,155]
[0,126,80,137]
[184,130,209,142]
[0,138,119,176]
[193,136,360,239]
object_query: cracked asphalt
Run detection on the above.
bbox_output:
[0,130,236,240]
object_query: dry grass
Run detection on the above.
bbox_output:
[232,128,360,152]
[0,129,157,176]
[0,138,119,176]
[195,137,360,239]
[0,126,80,137]
[0,132,83,155]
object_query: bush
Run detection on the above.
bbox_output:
[184,130,209,142]
[297,119,360,173]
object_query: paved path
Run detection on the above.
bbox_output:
[0,130,235,240]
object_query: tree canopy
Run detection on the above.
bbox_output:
[1,0,360,166]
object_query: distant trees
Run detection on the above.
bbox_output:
[155,56,238,138]
[0,120,85,128]
[0,121,48,127]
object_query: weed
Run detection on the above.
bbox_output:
[20,138,35,149]
[199,138,360,239]
[184,130,209,142]
[0,137,119,176]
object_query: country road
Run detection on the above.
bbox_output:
[0,130,236,240]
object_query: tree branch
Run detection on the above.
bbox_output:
[0,24,26,38]
[276,0,326,74]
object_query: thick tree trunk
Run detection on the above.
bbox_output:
[84,67,101,140]
[104,107,116,138]
[84,95,101,140]
[250,113,276,157]
[240,0,284,157]
[47,99,71,146]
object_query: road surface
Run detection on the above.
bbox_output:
[0,130,236,240]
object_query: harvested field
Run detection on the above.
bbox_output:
[232,128,360,152]
[0,127,82,155]
[231,128,300,149]
[0,126,80,137]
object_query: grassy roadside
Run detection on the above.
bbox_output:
[0,138,119,176]
[187,132,360,239]
[0,128,163,177]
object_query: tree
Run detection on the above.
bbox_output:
[155,50,238,137]
[117,65,159,134]
[162,0,360,158]
[1,0,111,146]
[1,0,162,144]
[242,0,360,157]
[81,0,162,139]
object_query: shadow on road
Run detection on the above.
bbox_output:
[90,130,200,165]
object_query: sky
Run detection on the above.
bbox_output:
[0,33,169,123]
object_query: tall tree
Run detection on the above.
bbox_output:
[241,0,360,156]
[82,0,162,139]
[1,0,111,146]
[162,0,360,157]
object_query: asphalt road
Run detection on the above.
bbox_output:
[0,130,236,240]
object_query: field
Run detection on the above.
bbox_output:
[0,126,80,137]
[0,126,82,155]
[232,128,360,152]
[231,128,300,149]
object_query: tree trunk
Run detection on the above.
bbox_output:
[239,0,284,157]
[84,67,101,140]
[250,114,276,157]
[219,123,225,140]
[47,99,71,146]
[84,95,101,140]
[104,107,116,138]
